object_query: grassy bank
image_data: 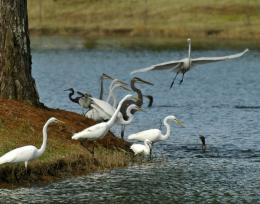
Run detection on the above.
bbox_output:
[27,0,260,49]
[0,99,132,188]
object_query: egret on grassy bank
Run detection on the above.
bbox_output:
[0,117,63,171]
[130,139,152,156]
[131,38,249,87]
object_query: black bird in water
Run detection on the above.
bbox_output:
[199,134,206,153]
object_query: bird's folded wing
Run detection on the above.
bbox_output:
[191,49,249,66]
[131,60,184,74]
[90,103,112,118]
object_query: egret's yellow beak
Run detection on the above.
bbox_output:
[136,107,145,112]
[117,80,129,86]
[57,120,65,124]
[175,119,185,127]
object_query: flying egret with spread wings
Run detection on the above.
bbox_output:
[131,38,249,87]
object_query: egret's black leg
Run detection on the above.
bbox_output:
[179,73,185,85]
[121,125,125,139]
[170,72,179,88]
[159,119,163,131]
[150,147,153,160]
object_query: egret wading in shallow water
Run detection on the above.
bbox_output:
[131,38,249,87]
[72,94,134,155]
[128,115,184,157]
[120,77,154,138]
[0,117,63,171]
[130,139,152,156]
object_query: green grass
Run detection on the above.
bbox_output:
[27,0,260,49]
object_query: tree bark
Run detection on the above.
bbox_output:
[0,0,40,106]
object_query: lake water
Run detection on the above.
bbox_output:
[1,47,260,203]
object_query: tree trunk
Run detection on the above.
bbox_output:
[0,0,40,106]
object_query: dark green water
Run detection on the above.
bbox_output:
[0,48,259,203]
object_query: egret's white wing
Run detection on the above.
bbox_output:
[131,60,184,74]
[90,97,115,117]
[128,129,161,142]
[191,49,249,66]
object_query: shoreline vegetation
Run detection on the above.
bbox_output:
[0,99,133,189]
[28,0,260,50]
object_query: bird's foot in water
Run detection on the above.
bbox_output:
[179,79,184,85]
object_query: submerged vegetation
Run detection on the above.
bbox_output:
[0,99,132,188]
[28,0,260,49]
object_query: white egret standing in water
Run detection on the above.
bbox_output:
[0,117,63,171]
[130,139,152,156]
[128,115,184,156]
[131,38,249,87]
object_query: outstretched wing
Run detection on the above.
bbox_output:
[131,59,184,74]
[191,49,249,66]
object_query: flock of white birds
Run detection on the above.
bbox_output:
[0,38,249,171]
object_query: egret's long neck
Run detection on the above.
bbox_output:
[131,80,143,107]
[99,77,104,100]
[120,104,136,125]
[37,120,52,157]
[106,84,118,107]
[106,97,127,127]
[144,141,151,155]
[160,118,172,140]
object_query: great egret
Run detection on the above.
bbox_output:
[0,117,63,171]
[128,115,184,143]
[130,139,152,156]
[131,38,249,87]
[120,77,153,138]
[72,94,133,142]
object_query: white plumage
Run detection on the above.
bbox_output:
[131,38,249,86]
[130,139,152,156]
[0,117,62,170]
[128,115,184,143]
